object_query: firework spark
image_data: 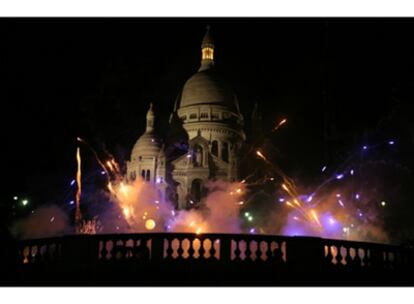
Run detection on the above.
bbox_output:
[75,147,82,227]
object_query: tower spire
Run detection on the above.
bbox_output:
[146,102,155,132]
[199,25,215,71]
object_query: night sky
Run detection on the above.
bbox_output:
[2,18,414,237]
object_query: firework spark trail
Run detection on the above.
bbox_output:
[75,147,82,227]
[272,118,287,132]
[77,137,111,177]
[256,150,324,228]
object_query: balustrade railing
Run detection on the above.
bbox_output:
[16,233,414,279]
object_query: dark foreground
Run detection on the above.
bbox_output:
[2,233,414,286]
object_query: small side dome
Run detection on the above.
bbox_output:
[130,103,162,158]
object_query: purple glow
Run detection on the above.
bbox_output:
[186,154,192,158]
[350,169,354,175]
[355,194,360,200]
[101,171,106,175]
[306,196,313,203]
[359,212,363,217]
[70,179,76,186]
[69,200,74,205]
[388,140,395,145]
[156,177,161,183]
[338,200,344,207]
[278,197,285,202]
[362,145,368,150]
[329,217,335,225]
[249,228,256,234]
[336,174,344,180]
[336,193,341,198]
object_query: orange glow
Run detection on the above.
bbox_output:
[123,207,130,218]
[202,47,214,60]
[145,219,156,230]
[75,147,82,224]
[256,150,266,160]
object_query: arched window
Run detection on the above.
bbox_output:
[222,142,229,162]
[191,179,203,203]
[211,140,218,157]
[146,169,151,181]
[200,112,208,119]
[141,170,145,179]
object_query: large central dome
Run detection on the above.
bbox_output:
[179,69,238,111]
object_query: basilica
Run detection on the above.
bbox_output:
[126,28,247,209]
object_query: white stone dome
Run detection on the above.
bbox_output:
[179,69,239,112]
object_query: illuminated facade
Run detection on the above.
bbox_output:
[127,28,246,209]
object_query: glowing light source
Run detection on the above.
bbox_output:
[244,212,250,217]
[145,219,156,230]
[321,165,327,172]
[196,227,203,235]
[123,207,130,218]
[101,171,106,175]
[248,216,253,222]
[50,217,55,223]
[22,199,29,206]
[362,145,368,150]
[120,182,128,195]
[350,169,354,175]
[381,201,386,207]
[281,183,289,192]
[336,174,344,180]
[338,200,344,207]
[336,193,341,198]
[310,210,321,226]
[279,197,285,202]
[69,200,75,205]
[388,140,395,145]
[329,218,335,225]
[13,196,18,201]
[70,179,76,186]
[273,118,287,131]
[202,47,214,60]
[355,194,360,200]
[256,150,266,160]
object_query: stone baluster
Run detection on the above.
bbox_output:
[325,244,334,267]
[233,239,242,262]
[345,246,353,267]
[165,238,174,260]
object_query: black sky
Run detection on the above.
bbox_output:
[2,18,414,223]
